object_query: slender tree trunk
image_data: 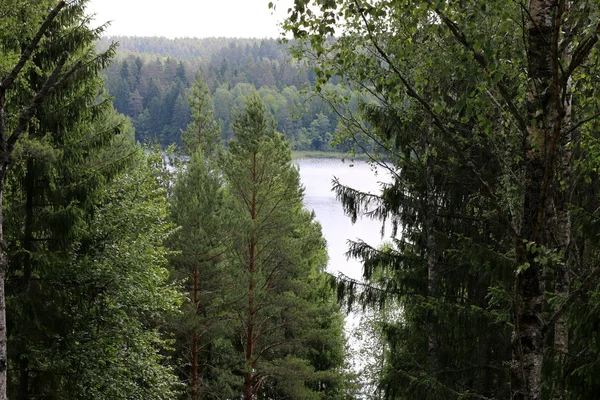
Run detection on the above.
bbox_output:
[17,160,36,400]
[244,155,258,400]
[23,160,35,285]
[552,262,569,399]
[191,265,199,400]
[0,81,9,400]
[512,218,545,400]
[18,358,29,400]
[511,1,571,399]
[425,153,439,381]
[551,3,574,395]
[0,190,7,400]
[244,235,256,400]
[551,145,572,400]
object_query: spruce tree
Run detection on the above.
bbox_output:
[1,2,183,397]
[181,70,221,157]
[170,148,237,399]
[169,71,232,399]
[0,1,125,396]
[170,91,350,399]
[32,150,182,399]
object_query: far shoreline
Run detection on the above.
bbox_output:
[291,150,371,160]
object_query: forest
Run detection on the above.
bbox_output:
[1,1,600,400]
[96,36,356,153]
[0,1,350,399]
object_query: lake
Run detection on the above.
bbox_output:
[296,157,393,388]
[296,157,391,280]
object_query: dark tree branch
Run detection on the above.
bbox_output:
[8,53,84,155]
[0,1,66,91]
[564,23,600,80]
[348,1,519,240]
[565,111,600,136]
[252,339,297,364]
[336,272,416,298]
[543,266,600,336]
[433,7,528,131]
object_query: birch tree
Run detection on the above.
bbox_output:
[282,0,600,398]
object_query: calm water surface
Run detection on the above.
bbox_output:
[296,157,391,281]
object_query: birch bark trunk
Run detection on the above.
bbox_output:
[511,1,573,399]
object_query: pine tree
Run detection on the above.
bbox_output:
[168,70,230,398]
[170,153,232,399]
[170,91,350,399]
[221,92,348,399]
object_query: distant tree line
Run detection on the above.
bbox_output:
[98,36,359,152]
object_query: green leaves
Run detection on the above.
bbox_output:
[65,151,182,399]
[169,92,350,398]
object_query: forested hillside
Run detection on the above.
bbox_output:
[97,36,354,152]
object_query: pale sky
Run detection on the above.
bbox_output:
[86,0,294,38]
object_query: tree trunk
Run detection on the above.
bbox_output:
[0,191,7,400]
[17,160,36,400]
[551,3,574,394]
[425,153,439,380]
[244,155,258,400]
[512,240,545,400]
[511,1,571,399]
[244,235,256,400]
[550,147,572,400]
[191,265,199,400]
[0,83,9,400]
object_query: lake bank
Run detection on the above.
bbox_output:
[292,150,371,160]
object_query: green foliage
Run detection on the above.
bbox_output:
[47,151,182,399]
[169,148,234,398]
[281,0,600,398]
[181,70,221,156]
[169,92,352,399]
[6,141,183,399]
[2,2,182,398]
[99,37,358,153]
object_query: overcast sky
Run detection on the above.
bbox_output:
[86,0,294,38]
